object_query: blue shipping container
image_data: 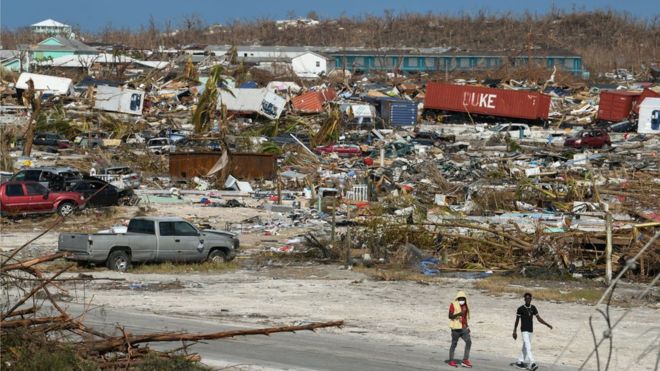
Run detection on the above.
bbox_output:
[382,100,417,126]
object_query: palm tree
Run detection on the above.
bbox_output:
[192,64,232,135]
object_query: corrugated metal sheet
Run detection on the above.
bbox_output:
[169,152,220,179]
[169,152,276,180]
[424,83,551,120]
[228,153,277,179]
[597,90,639,122]
[292,91,324,113]
[291,89,336,113]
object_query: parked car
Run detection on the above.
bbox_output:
[481,123,532,139]
[177,138,222,152]
[58,216,240,271]
[11,167,83,191]
[33,133,70,148]
[412,131,456,146]
[147,137,176,154]
[94,166,141,189]
[0,171,12,184]
[270,133,311,147]
[157,128,189,143]
[604,120,637,133]
[315,144,362,157]
[74,131,109,148]
[0,181,84,217]
[564,129,612,149]
[69,177,134,207]
[122,132,149,145]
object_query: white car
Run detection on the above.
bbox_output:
[479,123,532,139]
[147,138,176,154]
[123,133,147,145]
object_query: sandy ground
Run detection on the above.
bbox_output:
[2,203,658,370]
[54,266,658,371]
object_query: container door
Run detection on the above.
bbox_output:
[652,110,660,131]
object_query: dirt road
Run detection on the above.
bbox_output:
[58,265,658,370]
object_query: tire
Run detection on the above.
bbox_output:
[207,249,227,264]
[57,201,76,216]
[107,250,130,272]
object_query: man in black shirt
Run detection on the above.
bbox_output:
[512,293,552,370]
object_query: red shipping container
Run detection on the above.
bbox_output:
[423,83,551,120]
[292,89,336,113]
[597,90,640,122]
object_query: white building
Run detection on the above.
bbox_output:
[31,19,73,37]
[205,45,329,78]
[275,18,320,30]
[291,52,328,78]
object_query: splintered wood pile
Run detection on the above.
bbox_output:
[349,214,659,277]
[1,242,343,369]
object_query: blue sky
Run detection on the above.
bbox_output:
[1,0,656,31]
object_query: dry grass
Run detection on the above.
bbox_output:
[42,260,240,274]
[129,261,240,274]
[474,275,605,304]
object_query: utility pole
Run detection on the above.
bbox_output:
[605,212,613,284]
[345,206,352,269]
[331,196,336,247]
[276,174,282,205]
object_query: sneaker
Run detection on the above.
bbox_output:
[529,363,538,371]
[515,362,527,369]
[448,360,458,367]
[461,359,473,368]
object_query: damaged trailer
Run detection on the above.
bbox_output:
[423,83,551,121]
[638,97,660,134]
[218,88,287,120]
[94,85,145,115]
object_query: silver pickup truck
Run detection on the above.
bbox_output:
[58,217,239,271]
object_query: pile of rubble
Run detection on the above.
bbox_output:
[1,52,659,280]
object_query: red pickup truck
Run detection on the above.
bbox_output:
[0,181,84,217]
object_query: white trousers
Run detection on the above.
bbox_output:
[518,331,535,364]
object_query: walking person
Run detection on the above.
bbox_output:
[512,293,553,370]
[447,291,472,368]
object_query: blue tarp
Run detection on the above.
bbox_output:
[239,81,258,88]
[420,257,440,275]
